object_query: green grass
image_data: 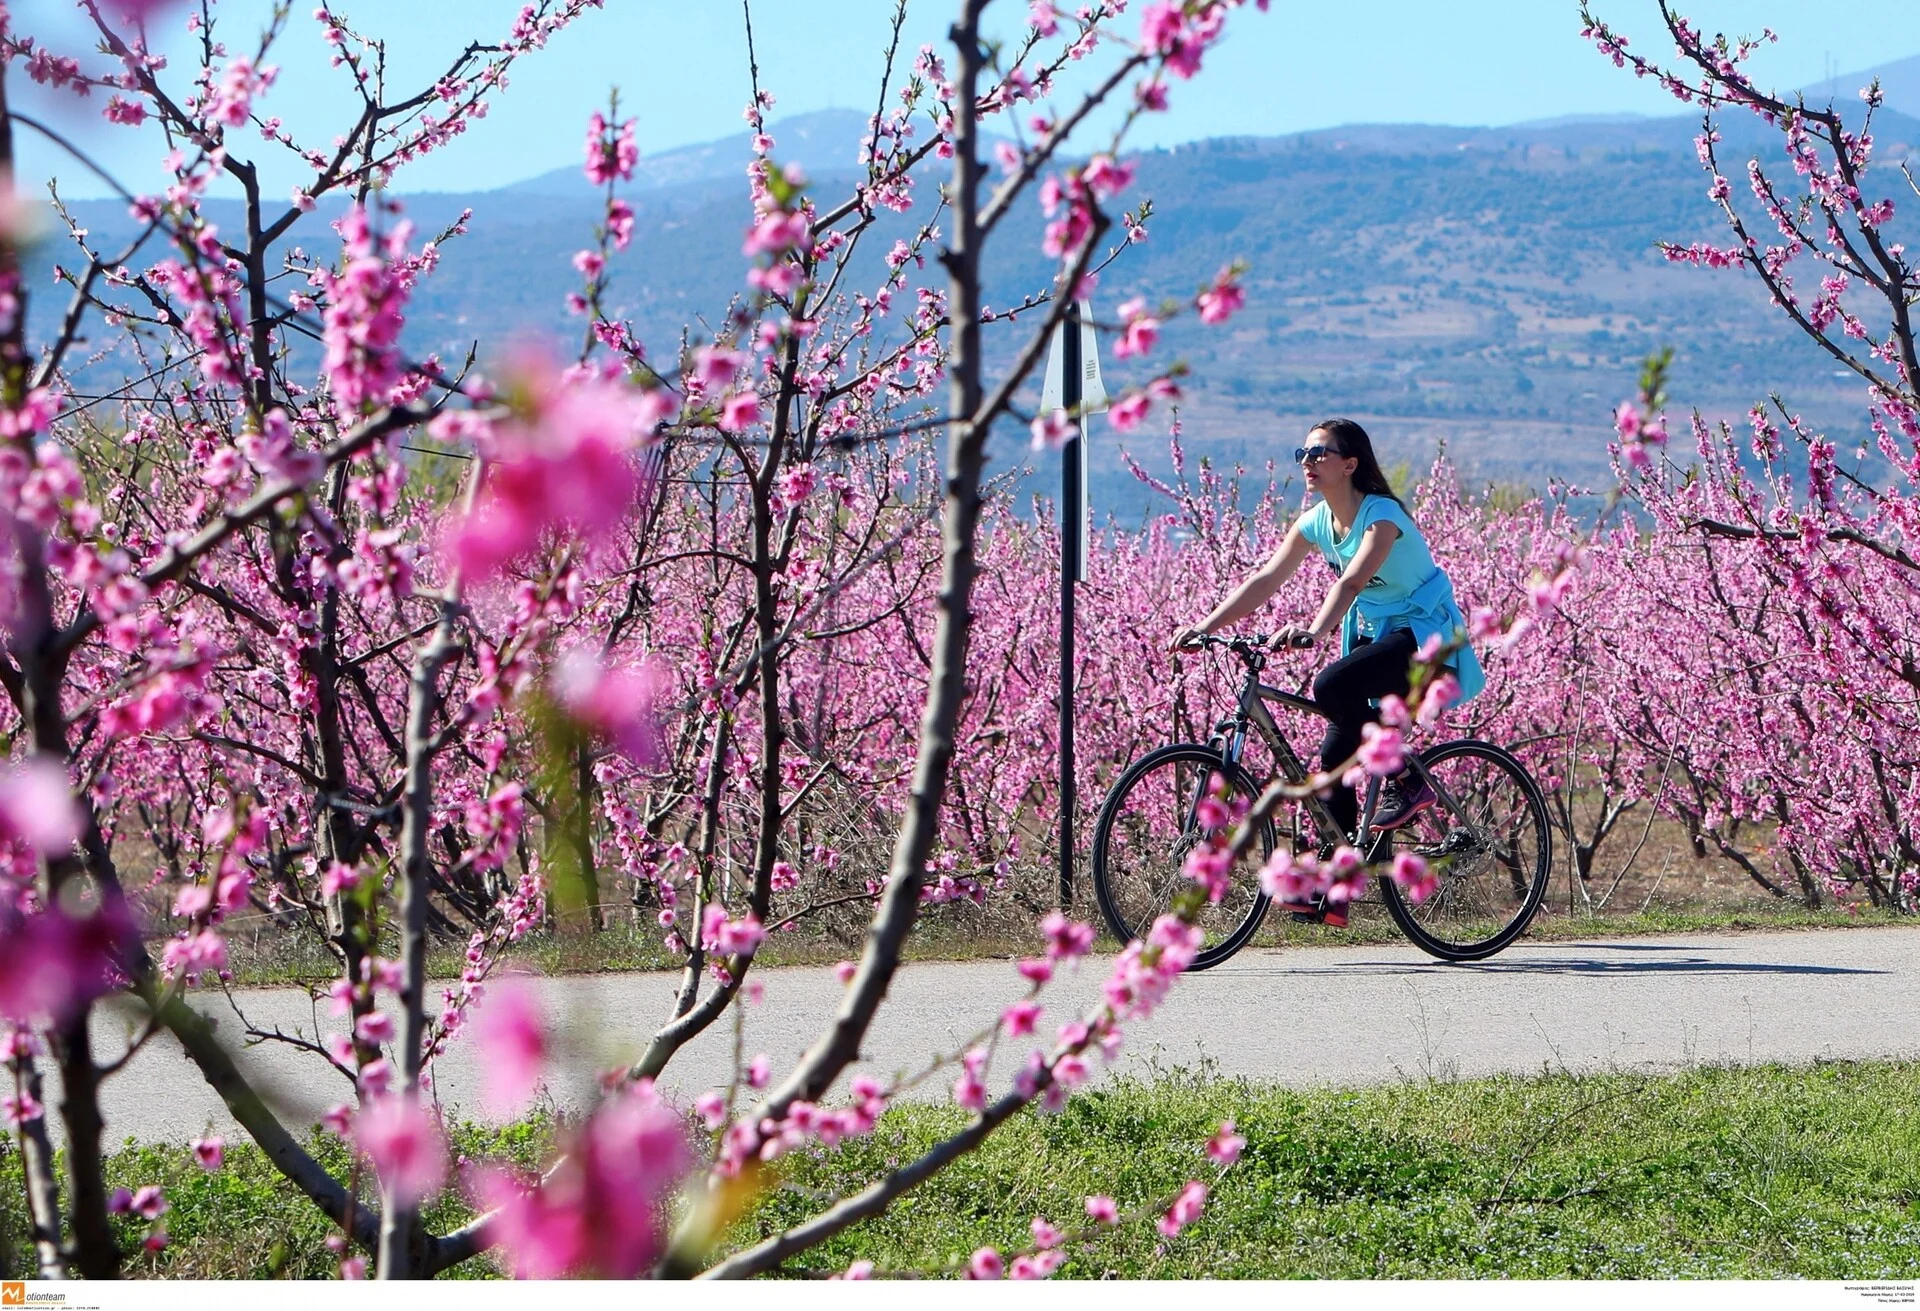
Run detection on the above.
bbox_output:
[6,1062,1917,1278]
[746,1061,1920,1279]
[0,1119,553,1280]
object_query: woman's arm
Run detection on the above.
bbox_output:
[1294,521,1400,647]
[1170,521,1314,649]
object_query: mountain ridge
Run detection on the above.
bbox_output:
[471,47,1920,200]
[37,63,1920,519]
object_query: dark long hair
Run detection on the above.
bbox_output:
[1310,418,1402,506]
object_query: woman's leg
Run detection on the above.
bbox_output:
[1313,628,1417,837]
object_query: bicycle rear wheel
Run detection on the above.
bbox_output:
[1379,738,1551,962]
[1090,744,1275,972]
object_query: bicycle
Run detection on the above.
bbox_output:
[1090,633,1552,969]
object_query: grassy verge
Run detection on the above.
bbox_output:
[5,1061,1915,1278]
[748,1060,1920,1279]
[210,903,1917,989]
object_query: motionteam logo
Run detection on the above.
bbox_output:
[1,1285,63,1307]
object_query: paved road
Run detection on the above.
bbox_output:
[71,926,1920,1144]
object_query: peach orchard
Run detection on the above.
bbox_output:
[0,0,1913,1282]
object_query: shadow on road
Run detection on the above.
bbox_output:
[1215,954,1887,980]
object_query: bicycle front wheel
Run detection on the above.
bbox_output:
[1380,738,1552,961]
[1090,744,1275,972]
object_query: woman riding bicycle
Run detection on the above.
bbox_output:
[1170,418,1485,876]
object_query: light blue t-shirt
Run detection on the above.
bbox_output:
[1297,494,1485,703]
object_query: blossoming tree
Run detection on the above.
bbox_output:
[0,0,1297,1281]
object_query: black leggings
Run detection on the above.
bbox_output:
[1313,627,1416,837]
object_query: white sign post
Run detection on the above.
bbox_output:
[1041,300,1107,582]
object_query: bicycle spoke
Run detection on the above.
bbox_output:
[1387,742,1550,958]
[1092,747,1272,968]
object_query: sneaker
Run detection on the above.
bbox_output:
[1371,773,1437,832]
[1278,896,1349,930]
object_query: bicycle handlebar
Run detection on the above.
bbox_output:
[1181,632,1314,663]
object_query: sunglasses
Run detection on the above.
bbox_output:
[1294,444,1342,465]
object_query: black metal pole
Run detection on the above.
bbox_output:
[1059,303,1082,911]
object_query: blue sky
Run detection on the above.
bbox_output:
[14,0,1917,199]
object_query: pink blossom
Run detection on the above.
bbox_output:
[551,648,669,766]
[482,1085,691,1278]
[1194,794,1231,831]
[1416,674,1461,727]
[2,1093,43,1127]
[1183,842,1232,903]
[321,206,410,412]
[1085,1194,1119,1224]
[1322,845,1368,906]
[1040,910,1095,960]
[1615,401,1642,441]
[0,757,82,856]
[953,1068,987,1111]
[0,904,133,1023]
[700,903,767,956]
[192,1137,225,1171]
[967,1247,1004,1280]
[1257,847,1314,903]
[606,198,635,249]
[1115,297,1160,359]
[1002,998,1042,1037]
[1391,852,1438,904]
[1108,392,1151,433]
[1030,408,1074,451]
[448,357,657,582]
[584,111,640,184]
[719,390,763,432]
[1157,1179,1207,1237]
[476,984,547,1113]
[743,210,811,258]
[1082,154,1134,200]
[354,1094,447,1204]
[1378,693,1412,730]
[1207,1120,1245,1166]
[104,95,148,127]
[1355,722,1405,777]
[1197,271,1246,324]
[320,862,360,897]
[694,1091,727,1129]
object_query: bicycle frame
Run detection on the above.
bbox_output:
[1207,652,1474,858]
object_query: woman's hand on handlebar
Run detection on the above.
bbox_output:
[1269,624,1317,652]
[1169,624,1208,652]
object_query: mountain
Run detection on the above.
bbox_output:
[33,98,1920,522]
[506,107,879,199]
[1798,52,1920,119]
